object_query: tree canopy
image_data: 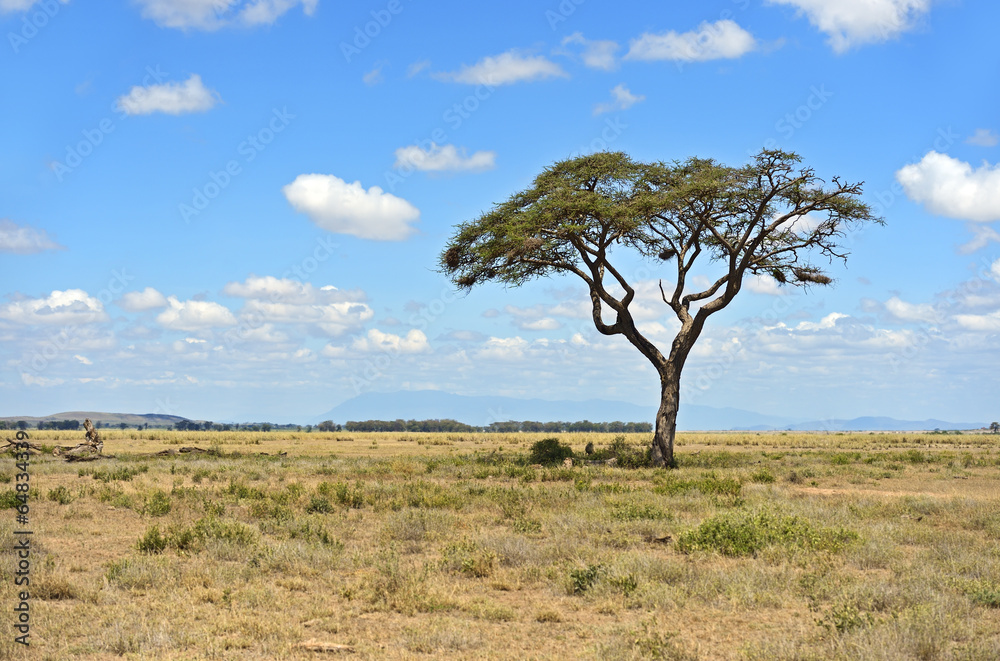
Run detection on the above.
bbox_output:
[440,149,881,466]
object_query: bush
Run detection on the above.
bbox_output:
[528,438,574,465]
[677,508,858,557]
[47,486,74,505]
[137,526,168,554]
[569,564,602,593]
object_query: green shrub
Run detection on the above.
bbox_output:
[677,508,858,557]
[528,438,574,465]
[137,526,168,554]
[47,486,74,504]
[90,465,148,482]
[141,490,172,517]
[306,496,334,513]
[748,467,776,484]
[0,490,20,509]
[569,564,602,594]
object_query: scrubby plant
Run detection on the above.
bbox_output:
[528,438,574,465]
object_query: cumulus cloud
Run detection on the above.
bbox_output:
[593,84,645,115]
[116,74,219,116]
[958,224,1000,254]
[561,32,620,70]
[625,20,756,62]
[73,354,93,365]
[966,128,999,147]
[351,328,430,354]
[884,296,940,324]
[766,0,931,53]
[223,276,365,304]
[393,143,496,172]
[477,336,529,361]
[134,0,317,30]
[746,274,787,296]
[434,50,568,85]
[954,311,1000,332]
[118,287,168,311]
[0,220,65,254]
[896,151,1000,223]
[156,296,237,331]
[240,300,373,336]
[0,289,107,324]
[283,174,420,241]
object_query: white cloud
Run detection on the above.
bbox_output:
[156,296,237,331]
[884,296,939,324]
[116,74,219,116]
[240,299,373,336]
[352,329,430,354]
[393,143,496,172]
[593,84,645,115]
[767,0,931,53]
[477,336,529,361]
[625,20,756,62]
[134,0,317,30]
[283,174,420,241]
[0,220,65,254]
[73,354,93,365]
[520,318,562,331]
[966,128,999,147]
[561,32,620,71]
[795,312,849,331]
[958,224,1000,254]
[407,60,431,77]
[434,50,568,85]
[993,259,1000,283]
[363,63,385,86]
[746,274,787,296]
[223,276,364,304]
[896,151,1000,223]
[119,287,168,311]
[954,311,1000,332]
[0,289,107,324]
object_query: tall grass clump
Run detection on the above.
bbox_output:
[677,508,858,557]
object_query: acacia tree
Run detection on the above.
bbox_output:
[440,150,880,467]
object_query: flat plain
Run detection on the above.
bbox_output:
[2,429,1000,660]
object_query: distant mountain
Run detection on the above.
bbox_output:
[316,391,988,431]
[314,390,803,430]
[760,416,988,432]
[0,411,189,428]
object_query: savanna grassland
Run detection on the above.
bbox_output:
[2,429,1000,660]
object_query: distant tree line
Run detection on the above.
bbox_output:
[341,419,653,433]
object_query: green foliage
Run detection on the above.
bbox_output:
[141,490,172,517]
[306,496,334,513]
[748,467,776,484]
[653,472,742,498]
[0,490,20,509]
[609,500,669,521]
[87,464,149,482]
[677,508,858,557]
[528,438,574,465]
[47,486,75,504]
[137,525,168,554]
[569,564,602,594]
[442,540,497,577]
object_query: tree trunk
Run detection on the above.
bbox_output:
[650,373,680,468]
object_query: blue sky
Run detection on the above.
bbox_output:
[2,0,999,424]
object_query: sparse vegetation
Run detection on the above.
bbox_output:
[2,428,1000,659]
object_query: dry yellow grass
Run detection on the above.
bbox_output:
[2,429,999,660]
